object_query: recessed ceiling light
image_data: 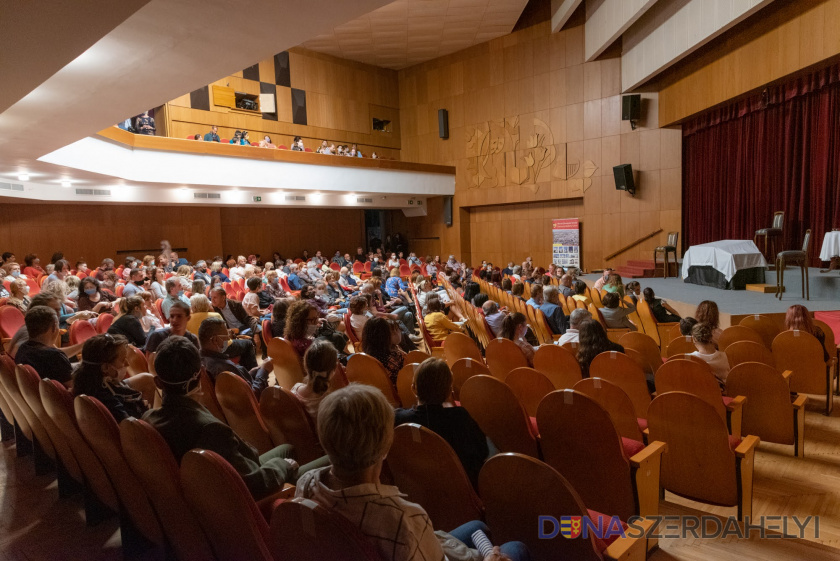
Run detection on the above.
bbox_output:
[18,174,30,181]
[61,180,72,188]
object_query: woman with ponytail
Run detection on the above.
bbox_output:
[500,312,537,365]
[291,339,339,421]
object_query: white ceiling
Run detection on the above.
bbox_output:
[302,0,530,70]
[0,0,394,205]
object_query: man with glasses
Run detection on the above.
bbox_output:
[198,317,272,398]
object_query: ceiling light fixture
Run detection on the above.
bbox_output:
[61,180,72,188]
[18,174,30,181]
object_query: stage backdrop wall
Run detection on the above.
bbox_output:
[682,61,840,265]
[0,200,364,266]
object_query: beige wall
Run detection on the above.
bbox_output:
[395,20,682,270]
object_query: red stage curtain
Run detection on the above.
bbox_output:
[682,62,840,264]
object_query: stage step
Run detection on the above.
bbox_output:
[746,284,782,294]
[626,260,656,269]
[617,259,658,279]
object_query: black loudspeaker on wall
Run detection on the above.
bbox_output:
[622,94,641,129]
[438,109,449,139]
[613,164,636,196]
[443,195,453,226]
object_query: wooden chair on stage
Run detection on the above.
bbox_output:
[589,351,652,422]
[478,453,652,561]
[505,367,555,417]
[655,359,745,439]
[573,378,647,443]
[386,424,483,531]
[459,375,539,458]
[725,363,806,457]
[754,210,784,261]
[772,330,837,415]
[739,315,781,349]
[776,229,812,300]
[647,392,759,521]
[654,232,679,278]
[724,341,776,369]
[718,325,765,351]
[532,344,582,389]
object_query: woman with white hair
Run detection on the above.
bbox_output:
[6,278,31,313]
[295,384,529,561]
[186,293,222,335]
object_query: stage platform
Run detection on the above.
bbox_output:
[582,267,840,329]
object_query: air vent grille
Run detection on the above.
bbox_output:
[356,197,373,203]
[75,188,111,196]
[0,182,24,191]
[285,195,306,201]
[194,192,221,199]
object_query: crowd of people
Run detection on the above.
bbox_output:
[186,126,380,158]
[2,244,830,561]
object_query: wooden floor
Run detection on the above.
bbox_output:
[2,396,840,559]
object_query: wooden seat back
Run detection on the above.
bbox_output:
[395,363,419,409]
[345,353,400,407]
[655,359,726,421]
[739,315,781,348]
[574,378,645,442]
[265,337,305,389]
[387,424,483,531]
[589,351,651,419]
[504,367,555,417]
[718,325,764,351]
[772,330,833,396]
[619,331,664,377]
[725,363,795,446]
[532,344,582,389]
[666,335,697,357]
[725,340,776,368]
[485,338,528,380]
[459,375,539,457]
[259,386,324,465]
[450,358,490,399]
[214,372,275,455]
[443,331,483,366]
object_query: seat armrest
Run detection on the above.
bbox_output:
[734,435,760,458]
[603,518,654,561]
[256,483,296,521]
[629,441,667,467]
[792,394,808,409]
[725,395,746,411]
[781,370,793,382]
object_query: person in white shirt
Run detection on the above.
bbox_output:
[229,255,247,281]
[387,253,400,269]
[689,322,731,387]
[337,267,360,292]
[557,308,591,346]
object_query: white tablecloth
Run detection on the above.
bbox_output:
[681,240,767,282]
[819,231,840,261]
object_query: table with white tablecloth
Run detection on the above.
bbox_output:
[819,231,840,261]
[682,240,767,290]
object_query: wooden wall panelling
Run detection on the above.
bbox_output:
[657,0,840,126]
[393,19,682,270]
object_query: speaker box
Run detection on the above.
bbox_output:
[443,195,453,226]
[622,94,641,121]
[613,164,636,196]
[438,109,449,139]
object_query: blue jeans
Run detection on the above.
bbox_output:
[449,520,530,561]
[390,306,415,330]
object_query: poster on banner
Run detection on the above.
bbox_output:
[552,218,580,268]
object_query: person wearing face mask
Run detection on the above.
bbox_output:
[337,266,360,293]
[121,268,147,298]
[77,277,116,314]
[501,312,537,366]
[193,260,211,284]
[198,317,272,398]
[72,333,153,422]
[94,258,116,282]
[2,262,27,282]
[208,287,260,370]
[107,296,148,349]
[263,271,288,300]
[144,336,326,501]
[161,277,190,321]
[6,278,31,313]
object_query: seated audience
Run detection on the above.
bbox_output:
[689,323,731,386]
[361,317,405,384]
[539,286,568,335]
[259,135,275,148]
[122,268,145,298]
[501,312,537,365]
[576,319,624,378]
[269,298,292,338]
[423,294,462,341]
[77,277,116,314]
[784,304,830,362]
[146,302,200,355]
[602,273,625,297]
[679,317,698,336]
[557,274,574,298]
[695,300,723,345]
[592,268,613,291]
[149,268,167,300]
[292,136,304,151]
[511,281,526,302]
[22,253,46,278]
[185,294,221,334]
[199,317,271,398]
[394,358,489,486]
[285,300,320,359]
[229,130,242,144]
[297,384,530,560]
[643,287,681,323]
[144,336,312,500]
[291,339,338,421]
[600,292,637,332]
[242,276,266,318]
[94,258,116,282]
[624,281,641,305]
[264,270,287,299]
[6,279,30,313]
[137,291,163,333]
[107,296,147,349]
[482,300,507,338]
[203,125,220,142]
[72,334,152,421]
[208,287,260,368]
[161,277,190,320]
[525,283,543,308]
[210,261,230,283]
[15,306,73,384]
[557,308,591,346]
